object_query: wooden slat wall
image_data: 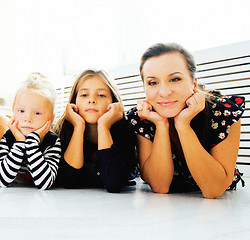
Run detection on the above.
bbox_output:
[55,41,250,165]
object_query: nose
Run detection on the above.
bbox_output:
[159,83,172,97]
[88,95,96,104]
[24,112,32,123]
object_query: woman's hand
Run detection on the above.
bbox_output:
[98,102,123,129]
[137,99,168,126]
[65,103,85,129]
[174,89,206,129]
[8,118,26,141]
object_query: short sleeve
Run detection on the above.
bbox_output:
[125,107,156,142]
[209,95,245,147]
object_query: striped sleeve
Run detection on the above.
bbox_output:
[0,136,25,187]
[25,132,61,190]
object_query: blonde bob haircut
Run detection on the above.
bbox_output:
[13,72,57,113]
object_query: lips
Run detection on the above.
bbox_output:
[85,109,98,113]
[157,101,177,107]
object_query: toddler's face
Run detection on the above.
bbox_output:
[13,90,54,136]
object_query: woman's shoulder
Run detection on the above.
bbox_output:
[125,107,156,142]
[208,95,245,147]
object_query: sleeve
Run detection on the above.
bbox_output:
[125,107,156,142]
[209,95,245,147]
[25,132,61,190]
[95,119,137,193]
[56,158,85,188]
[0,135,25,187]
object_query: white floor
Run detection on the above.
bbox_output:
[0,166,249,240]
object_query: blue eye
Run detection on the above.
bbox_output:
[18,109,25,113]
[148,81,158,86]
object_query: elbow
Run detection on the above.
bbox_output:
[150,183,170,194]
[201,187,227,199]
[104,179,124,193]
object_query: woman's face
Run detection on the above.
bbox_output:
[75,76,113,124]
[142,52,197,118]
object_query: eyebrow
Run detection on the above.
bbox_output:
[78,88,109,92]
[169,72,183,76]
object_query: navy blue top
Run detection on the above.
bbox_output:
[55,117,137,193]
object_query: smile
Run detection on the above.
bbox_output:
[157,101,177,107]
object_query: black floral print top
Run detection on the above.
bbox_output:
[125,95,245,192]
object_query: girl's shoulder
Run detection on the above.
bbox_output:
[125,107,156,142]
[208,95,245,147]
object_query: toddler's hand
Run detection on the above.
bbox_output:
[34,120,52,141]
[8,118,26,141]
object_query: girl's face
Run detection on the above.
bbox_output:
[13,90,54,136]
[75,76,113,124]
[142,52,197,118]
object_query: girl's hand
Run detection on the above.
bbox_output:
[137,100,168,126]
[174,89,206,129]
[34,120,52,141]
[65,103,85,129]
[8,118,26,141]
[98,102,123,129]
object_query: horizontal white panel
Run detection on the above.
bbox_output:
[241,118,250,125]
[120,87,144,95]
[115,75,141,85]
[219,87,250,95]
[238,149,250,156]
[240,141,250,148]
[240,133,250,140]
[198,72,250,85]
[237,156,250,164]
[197,65,250,79]
[241,125,250,132]
[197,56,250,72]
[205,80,250,90]
[117,81,143,90]
[121,92,146,100]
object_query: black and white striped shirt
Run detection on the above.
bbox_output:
[0,130,61,190]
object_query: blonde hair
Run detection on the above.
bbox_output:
[53,68,122,135]
[13,72,57,113]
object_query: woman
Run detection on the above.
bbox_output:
[54,69,137,192]
[126,43,245,198]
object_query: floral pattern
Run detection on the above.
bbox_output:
[125,95,245,192]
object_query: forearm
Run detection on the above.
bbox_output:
[25,133,61,190]
[177,126,232,198]
[97,125,113,150]
[64,126,84,169]
[0,139,25,187]
[142,124,174,193]
[96,144,130,192]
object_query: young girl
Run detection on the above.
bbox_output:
[0,72,61,190]
[126,43,245,199]
[54,69,137,192]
